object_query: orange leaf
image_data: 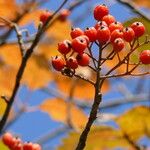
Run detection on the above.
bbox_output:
[40,98,87,130]
[54,71,110,101]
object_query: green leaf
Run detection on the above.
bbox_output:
[0,141,9,150]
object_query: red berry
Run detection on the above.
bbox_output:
[123,27,135,42]
[94,4,109,21]
[66,57,78,69]
[80,35,90,45]
[40,10,52,24]
[112,38,125,52]
[76,53,90,66]
[84,27,97,42]
[97,26,110,44]
[2,132,14,147]
[9,137,22,149]
[12,143,23,150]
[70,28,84,39]
[94,21,108,30]
[72,36,87,54]
[131,22,145,38]
[59,9,70,21]
[23,142,33,150]
[109,21,123,32]
[52,56,65,71]
[139,50,150,64]
[110,29,123,42]
[58,40,71,55]
[32,144,41,150]
[102,14,116,26]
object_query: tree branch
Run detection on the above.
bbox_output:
[0,0,68,134]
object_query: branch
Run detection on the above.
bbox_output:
[74,73,95,85]
[0,0,68,134]
[116,0,150,22]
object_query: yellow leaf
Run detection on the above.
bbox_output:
[58,126,130,150]
[0,0,19,20]
[54,73,109,101]
[40,98,87,129]
[0,44,21,68]
[116,106,150,141]
[22,54,53,90]
[132,0,150,8]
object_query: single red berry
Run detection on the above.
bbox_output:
[97,26,111,44]
[102,14,116,26]
[123,27,135,42]
[70,28,84,39]
[84,27,97,42]
[72,36,87,54]
[9,137,22,149]
[58,40,71,55]
[76,53,90,66]
[139,50,150,64]
[2,132,14,147]
[112,38,125,52]
[93,4,109,21]
[131,22,145,38]
[110,29,124,42]
[40,10,52,24]
[94,21,108,30]
[80,35,90,45]
[59,9,70,21]
[32,143,42,150]
[66,57,78,69]
[12,143,23,150]
[52,56,65,71]
[109,21,124,32]
[23,142,34,150]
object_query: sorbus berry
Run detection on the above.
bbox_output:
[70,28,84,39]
[131,22,145,38]
[12,143,23,150]
[93,4,109,21]
[66,57,78,69]
[109,21,123,32]
[80,35,90,45]
[76,53,90,66]
[97,26,111,44]
[102,14,116,26]
[94,21,108,30]
[84,27,97,42]
[59,9,70,21]
[123,27,135,42]
[52,56,65,71]
[72,36,87,54]
[2,132,14,147]
[58,40,71,55]
[32,143,42,150]
[112,38,125,52]
[40,10,52,24]
[23,142,33,150]
[139,50,150,64]
[110,29,123,42]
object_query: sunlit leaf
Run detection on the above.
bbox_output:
[116,106,150,141]
[40,98,87,129]
[58,126,130,150]
[132,0,150,8]
[0,141,8,150]
[54,71,110,101]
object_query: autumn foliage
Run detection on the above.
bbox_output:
[0,1,149,150]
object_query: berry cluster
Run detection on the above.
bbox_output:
[2,132,41,150]
[51,4,149,73]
